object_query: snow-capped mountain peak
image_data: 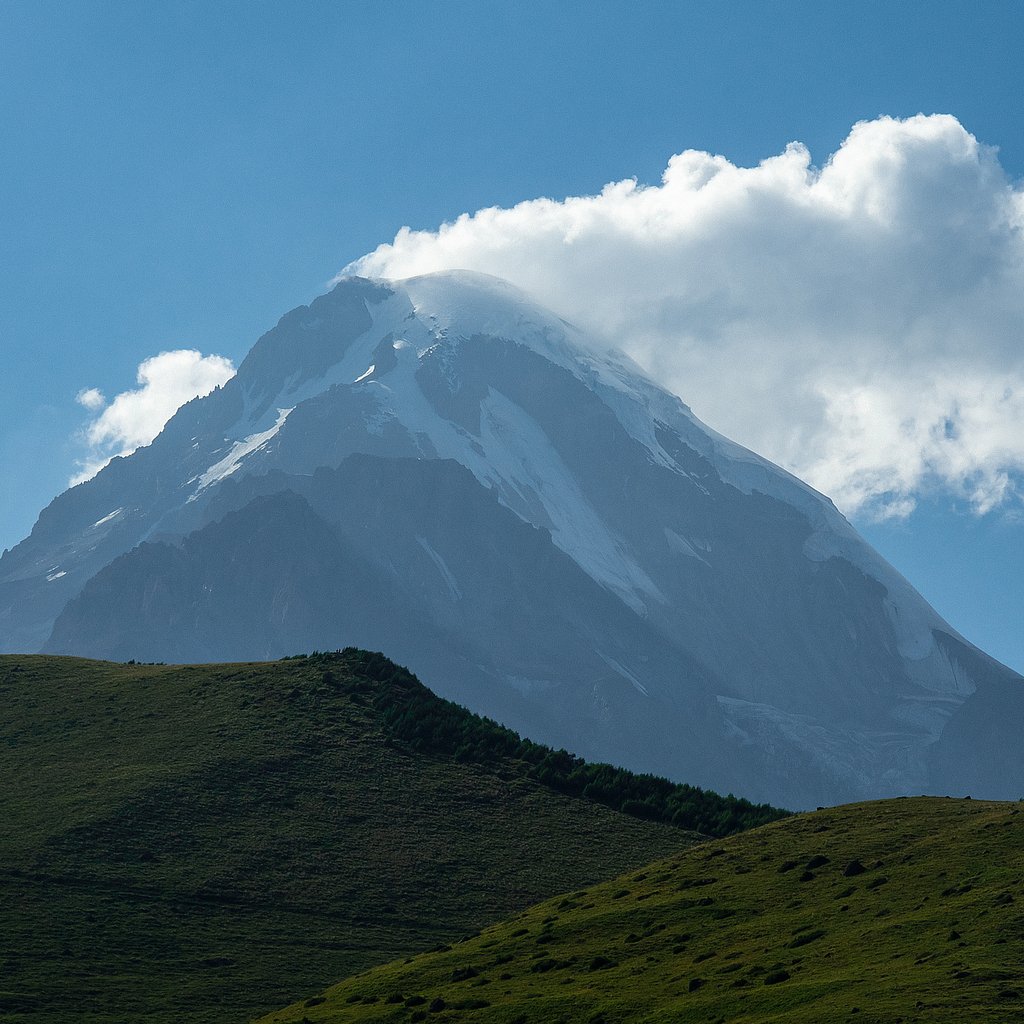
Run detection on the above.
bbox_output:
[2,270,1020,808]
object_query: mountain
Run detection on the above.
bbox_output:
[1,650,755,1024]
[2,270,1021,807]
[259,795,1024,1024]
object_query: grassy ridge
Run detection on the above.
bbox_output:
[261,797,1024,1024]
[1,651,739,1024]
[319,650,786,837]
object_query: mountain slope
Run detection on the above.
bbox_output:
[1,651,769,1024]
[2,270,1022,806]
[259,796,1024,1024]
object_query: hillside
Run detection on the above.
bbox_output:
[261,797,1024,1024]
[0,651,779,1024]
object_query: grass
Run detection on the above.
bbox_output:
[0,651,713,1024]
[259,796,1024,1024]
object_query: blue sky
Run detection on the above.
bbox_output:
[3,0,1024,669]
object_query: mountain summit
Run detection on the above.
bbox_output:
[2,271,1021,806]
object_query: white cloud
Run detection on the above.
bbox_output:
[347,114,1024,519]
[72,350,235,485]
[76,387,106,411]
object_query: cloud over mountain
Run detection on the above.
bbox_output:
[72,350,234,485]
[348,114,1024,519]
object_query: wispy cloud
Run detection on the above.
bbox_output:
[72,350,234,485]
[348,114,1024,519]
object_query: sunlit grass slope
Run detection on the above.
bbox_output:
[262,797,1024,1024]
[0,650,779,1023]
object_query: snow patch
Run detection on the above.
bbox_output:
[354,364,375,383]
[664,528,710,565]
[91,508,124,529]
[416,535,462,601]
[191,407,293,498]
[598,652,649,696]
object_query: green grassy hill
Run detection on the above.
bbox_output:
[261,797,1024,1024]
[0,651,779,1024]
